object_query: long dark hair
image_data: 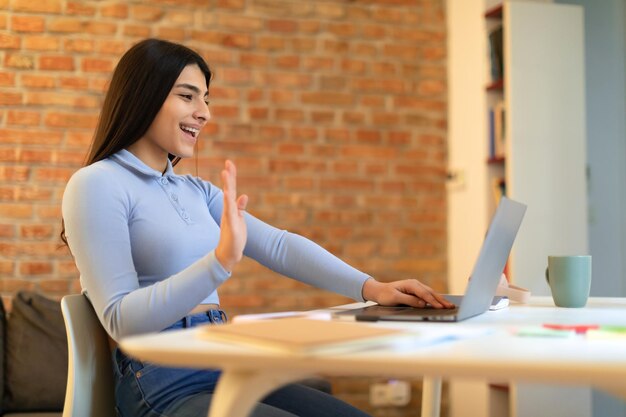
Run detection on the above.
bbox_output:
[61,39,212,246]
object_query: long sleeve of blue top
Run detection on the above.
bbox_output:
[62,150,370,341]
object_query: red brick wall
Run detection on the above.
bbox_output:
[0,0,447,414]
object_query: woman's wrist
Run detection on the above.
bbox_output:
[361,278,382,303]
[214,248,235,273]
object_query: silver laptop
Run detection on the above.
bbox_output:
[334,197,527,322]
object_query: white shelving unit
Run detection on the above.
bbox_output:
[447,1,589,416]
[503,1,588,294]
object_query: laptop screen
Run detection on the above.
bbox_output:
[457,197,527,320]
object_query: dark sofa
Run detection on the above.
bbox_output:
[1,292,65,417]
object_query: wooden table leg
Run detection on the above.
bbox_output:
[421,376,442,417]
[208,370,312,417]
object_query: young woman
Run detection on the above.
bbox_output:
[61,38,453,417]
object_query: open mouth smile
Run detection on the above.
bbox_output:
[180,123,199,138]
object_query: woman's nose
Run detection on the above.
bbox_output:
[194,102,210,122]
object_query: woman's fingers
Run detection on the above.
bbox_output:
[374,279,455,309]
[237,194,248,211]
[392,292,427,308]
[222,160,248,215]
[224,160,248,214]
[216,159,248,272]
[222,160,236,206]
[411,285,454,308]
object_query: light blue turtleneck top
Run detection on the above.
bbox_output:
[62,149,370,341]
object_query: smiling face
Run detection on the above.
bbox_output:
[127,64,210,172]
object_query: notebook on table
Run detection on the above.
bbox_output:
[196,317,407,355]
[334,197,527,322]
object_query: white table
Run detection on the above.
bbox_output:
[120,297,626,417]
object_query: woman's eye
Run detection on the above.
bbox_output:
[204,100,210,106]
[180,94,192,100]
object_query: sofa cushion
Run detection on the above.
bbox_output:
[3,291,67,413]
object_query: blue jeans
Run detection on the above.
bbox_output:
[114,310,371,417]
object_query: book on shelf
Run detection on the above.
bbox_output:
[196,317,406,355]
[488,108,496,158]
[494,100,506,157]
[488,25,504,83]
[488,100,506,160]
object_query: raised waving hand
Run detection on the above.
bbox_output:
[215,160,249,272]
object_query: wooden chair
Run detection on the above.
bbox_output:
[60,294,116,417]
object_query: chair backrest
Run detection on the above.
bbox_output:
[61,294,115,417]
